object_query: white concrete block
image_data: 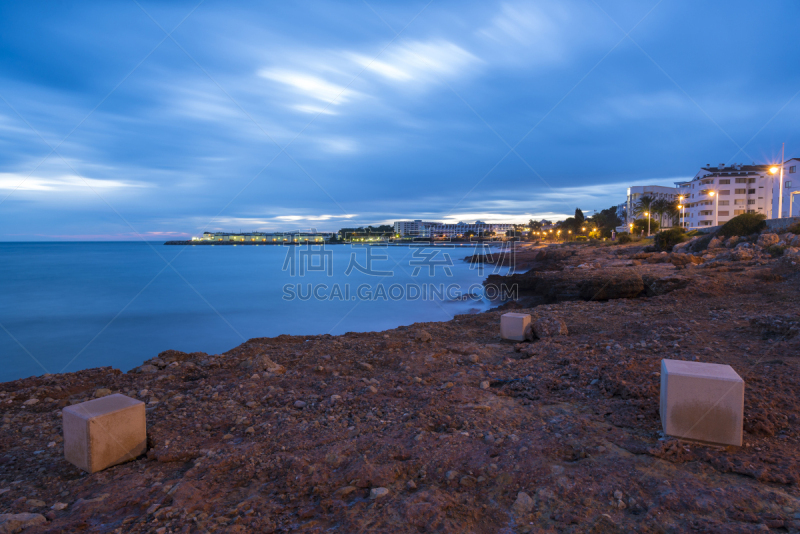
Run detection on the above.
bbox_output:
[501,313,531,341]
[63,394,146,473]
[660,359,744,446]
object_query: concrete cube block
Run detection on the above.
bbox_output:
[63,394,146,473]
[501,313,531,341]
[660,359,744,446]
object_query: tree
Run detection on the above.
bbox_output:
[651,198,671,228]
[665,200,680,227]
[633,217,660,235]
[575,208,585,225]
[588,206,622,238]
[633,195,655,218]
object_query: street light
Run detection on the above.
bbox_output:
[770,142,786,218]
[644,211,650,236]
[708,191,717,226]
[678,195,684,228]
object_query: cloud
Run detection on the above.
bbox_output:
[351,40,480,85]
[0,173,151,193]
[292,104,338,115]
[259,69,358,105]
[317,137,357,154]
[476,1,610,66]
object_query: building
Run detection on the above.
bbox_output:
[427,221,514,238]
[194,231,330,243]
[393,220,440,237]
[775,158,800,218]
[393,220,514,238]
[617,185,681,231]
[675,163,777,228]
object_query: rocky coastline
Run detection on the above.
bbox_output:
[2,235,800,533]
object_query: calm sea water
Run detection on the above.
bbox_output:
[0,242,506,382]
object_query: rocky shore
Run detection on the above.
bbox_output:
[2,236,800,533]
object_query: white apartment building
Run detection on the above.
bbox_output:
[675,163,775,228]
[776,158,800,218]
[617,185,680,231]
[394,220,513,237]
[393,220,440,237]
[428,221,514,237]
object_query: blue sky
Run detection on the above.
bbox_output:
[0,0,798,239]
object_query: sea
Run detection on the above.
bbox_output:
[0,241,510,382]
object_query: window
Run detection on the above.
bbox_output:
[719,190,730,195]
[747,210,755,213]
[735,188,746,194]
[734,209,745,215]
[719,200,730,206]
[700,221,712,226]
[735,178,747,183]
[748,178,755,183]
[700,210,713,215]
[718,211,729,216]
[734,199,745,205]
[748,189,755,194]
[790,166,796,173]
[786,181,792,188]
[719,179,730,184]
[747,199,756,205]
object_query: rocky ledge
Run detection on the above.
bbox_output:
[1,240,800,533]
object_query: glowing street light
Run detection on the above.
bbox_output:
[770,143,786,218]
[708,190,718,226]
[644,211,651,236]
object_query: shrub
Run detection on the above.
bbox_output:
[632,218,660,235]
[718,213,766,237]
[787,222,800,235]
[618,233,633,244]
[654,227,686,251]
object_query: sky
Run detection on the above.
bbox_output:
[0,0,798,240]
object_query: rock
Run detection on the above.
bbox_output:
[467,354,479,363]
[357,362,374,372]
[244,354,286,374]
[730,248,754,261]
[0,513,47,533]
[50,503,67,511]
[335,486,358,498]
[26,500,45,508]
[707,237,723,249]
[459,476,477,488]
[669,253,703,268]
[446,470,458,481]
[369,487,389,499]
[137,364,159,374]
[293,401,307,409]
[532,316,568,338]
[406,480,417,490]
[22,399,38,406]
[588,514,621,533]
[480,381,490,390]
[757,233,779,248]
[94,388,112,398]
[414,330,432,343]
[512,492,534,516]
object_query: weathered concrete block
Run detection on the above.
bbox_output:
[63,394,146,473]
[660,359,744,446]
[501,313,530,341]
